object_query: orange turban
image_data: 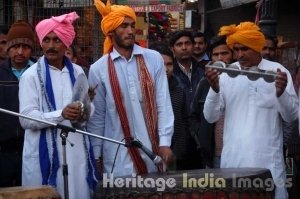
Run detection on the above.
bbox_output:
[94,0,136,54]
[218,21,265,53]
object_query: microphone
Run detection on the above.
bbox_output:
[129,139,162,165]
[71,73,92,129]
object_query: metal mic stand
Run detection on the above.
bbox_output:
[0,108,126,199]
[59,126,72,199]
[129,139,162,165]
[0,108,166,196]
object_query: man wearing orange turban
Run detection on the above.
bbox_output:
[218,21,266,53]
[94,0,136,54]
[204,21,298,199]
[88,0,174,178]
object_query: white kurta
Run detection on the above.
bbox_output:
[87,44,174,177]
[19,58,91,199]
[204,59,298,199]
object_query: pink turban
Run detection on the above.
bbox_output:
[218,21,265,53]
[94,0,136,54]
[35,12,79,48]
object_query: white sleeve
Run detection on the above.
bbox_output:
[203,87,223,123]
[155,55,174,147]
[277,67,298,122]
[86,63,105,158]
[19,69,64,130]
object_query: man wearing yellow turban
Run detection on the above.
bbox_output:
[88,0,174,177]
[204,22,298,199]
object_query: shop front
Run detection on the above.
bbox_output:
[115,0,185,47]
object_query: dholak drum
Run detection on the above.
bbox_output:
[94,168,275,199]
[0,185,61,199]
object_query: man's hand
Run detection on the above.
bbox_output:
[205,68,220,93]
[61,102,83,122]
[275,68,288,97]
[158,146,173,165]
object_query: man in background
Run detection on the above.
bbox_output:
[0,20,35,187]
[149,41,189,170]
[169,30,204,169]
[190,35,234,168]
[261,34,277,61]
[192,31,210,68]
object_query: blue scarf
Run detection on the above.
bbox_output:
[38,56,98,190]
[39,56,75,187]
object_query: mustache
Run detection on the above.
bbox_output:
[15,55,25,59]
[46,48,58,54]
[237,58,247,62]
[125,36,135,40]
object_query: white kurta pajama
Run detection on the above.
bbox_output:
[19,57,93,199]
[204,59,298,199]
[87,44,174,177]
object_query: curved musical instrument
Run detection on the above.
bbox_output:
[205,61,277,83]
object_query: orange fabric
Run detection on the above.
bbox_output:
[94,0,136,54]
[107,54,161,174]
[136,55,159,158]
[218,21,265,53]
[108,55,148,174]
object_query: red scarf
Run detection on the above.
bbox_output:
[108,54,159,174]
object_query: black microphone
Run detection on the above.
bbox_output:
[129,139,162,165]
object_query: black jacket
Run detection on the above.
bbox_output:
[189,77,215,168]
[173,58,205,113]
[168,75,189,160]
[0,58,35,143]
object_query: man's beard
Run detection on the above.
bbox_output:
[115,35,134,50]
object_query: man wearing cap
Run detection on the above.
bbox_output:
[19,12,97,198]
[0,20,35,187]
[87,0,174,177]
[204,22,298,199]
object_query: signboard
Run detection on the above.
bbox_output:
[130,4,184,12]
[117,0,181,5]
[220,0,256,8]
[44,0,92,8]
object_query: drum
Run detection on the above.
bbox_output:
[0,185,61,199]
[94,168,275,199]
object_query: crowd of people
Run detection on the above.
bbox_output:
[0,0,300,198]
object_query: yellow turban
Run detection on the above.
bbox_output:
[218,21,265,53]
[94,0,137,54]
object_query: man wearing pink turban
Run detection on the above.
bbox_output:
[19,12,98,199]
[88,0,174,178]
[204,22,298,199]
[36,11,78,48]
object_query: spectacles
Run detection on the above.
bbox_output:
[205,61,277,83]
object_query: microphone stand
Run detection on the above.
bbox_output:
[0,108,164,197]
[0,108,125,199]
[60,127,71,199]
[129,139,162,166]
